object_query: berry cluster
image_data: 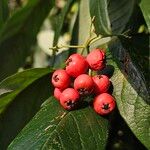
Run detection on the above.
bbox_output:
[51,48,116,115]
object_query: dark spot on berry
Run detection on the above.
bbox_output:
[53,75,59,82]
[102,103,110,110]
[77,88,89,95]
[98,75,102,79]
[66,58,72,66]
[65,100,77,108]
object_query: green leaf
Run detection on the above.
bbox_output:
[140,0,150,32]
[89,0,136,35]
[0,0,55,81]
[108,39,150,149]
[0,0,9,29]
[109,38,149,102]
[0,68,53,149]
[89,0,111,35]
[121,35,149,89]
[78,0,91,46]
[0,68,52,113]
[108,0,136,34]
[8,97,109,150]
[74,0,91,55]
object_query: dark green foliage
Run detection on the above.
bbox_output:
[0,0,149,149]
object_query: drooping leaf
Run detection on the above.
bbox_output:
[107,39,150,149]
[140,0,150,32]
[0,0,9,29]
[0,68,52,113]
[0,68,53,149]
[8,97,109,150]
[0,0,55,81]
[89,0,136,35]
[107,0,136,34]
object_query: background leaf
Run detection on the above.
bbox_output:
[0,0,9,29]
[0,0,54,81]
[78,0,91,46]
[140,0,150,32]
[89,0,136,35]
[107,0,136,34]
[53,0,74,46]
[8,97,109,150]
[50,0,75,67]
[0,68,53,149]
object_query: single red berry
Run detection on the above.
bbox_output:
[51,69,70,90]
[54,88,62,101]
[60,88,80,110]
[74,74,94,95]
[93,93,116,115]
[92,75,110,94]
[65,54,89,78]
[86,48,106,71]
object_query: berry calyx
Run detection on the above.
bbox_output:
[92,75,110,94]
[65,54,89,78]
[93,93,116,115]
[60,88,80,110]
[51,69,71,90]
[54,88,62,101]
[74,74,94,95]
[86,48,106,71]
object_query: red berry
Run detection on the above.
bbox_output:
[51,69,70,90]
[86,48,106,71]
[93,93,116,115]
[92,75,110,94]
[54,88,62,101]
[66,54,88,78]
[74,74,94,95]
[60,88,80,110]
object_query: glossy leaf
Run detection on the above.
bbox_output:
[0,68,52,113]
[0,68,53,149]
[108,39,150,149]
[0,0,55,81]
[121,35,149,90]
[139,0,150,32]
[8,97,109,150]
